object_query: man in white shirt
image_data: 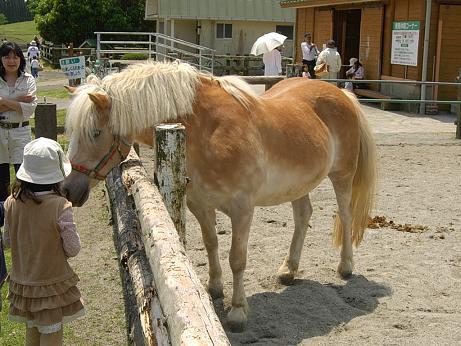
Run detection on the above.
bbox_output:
[300,33,319,79]
[27,41,40,64]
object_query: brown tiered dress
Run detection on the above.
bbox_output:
[4,194,84,333]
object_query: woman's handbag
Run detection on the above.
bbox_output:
[314,62,329,77]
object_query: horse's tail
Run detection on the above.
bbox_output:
[334,90,378,247]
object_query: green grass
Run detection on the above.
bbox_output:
[0,21,37,46]
[37,89,70,99]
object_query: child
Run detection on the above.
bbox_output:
[30,56,41,78]
[301,65,311,78]
[2,137,84,345]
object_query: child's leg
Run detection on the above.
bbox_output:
[25,326,40,346]
[40,328,63,346]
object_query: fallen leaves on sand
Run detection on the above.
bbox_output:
[368,215,429,233]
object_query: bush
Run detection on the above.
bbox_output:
[121,53,149,60]
[0,13,8,25]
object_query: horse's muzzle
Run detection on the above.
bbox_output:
[62,171,91,207]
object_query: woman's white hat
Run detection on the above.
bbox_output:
[30,40,36,46]
[16,138,72,184]
[349,57,358,66]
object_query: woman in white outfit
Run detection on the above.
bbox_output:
[316,40,342,81]
[263,46,282,76]
[0,42,37,200]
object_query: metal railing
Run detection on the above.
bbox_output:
[327,78,461,104]
[95,31,215,73]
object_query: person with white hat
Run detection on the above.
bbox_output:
[27,40,40,64]
[2,137,85,345]
[345,57,365,90]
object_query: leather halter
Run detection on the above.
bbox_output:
[71,135,132,181]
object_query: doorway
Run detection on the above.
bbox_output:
[333,9,361,77]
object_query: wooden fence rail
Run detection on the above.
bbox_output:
[106,149,230,345]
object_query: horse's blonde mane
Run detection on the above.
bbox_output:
[66,61,258,140]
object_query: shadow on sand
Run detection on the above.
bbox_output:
[213,274,391,345]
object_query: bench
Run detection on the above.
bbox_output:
[353,88,392,110]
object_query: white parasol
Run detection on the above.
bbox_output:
[250,32,287,56]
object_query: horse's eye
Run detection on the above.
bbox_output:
[93,129,101,138]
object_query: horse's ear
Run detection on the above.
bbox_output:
[88,92,111,112]
[64,85,77,93]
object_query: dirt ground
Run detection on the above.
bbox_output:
[183,128,461,345]
[63,79,460,345]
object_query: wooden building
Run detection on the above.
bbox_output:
[281,0,461,102]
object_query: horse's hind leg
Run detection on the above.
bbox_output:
[187,200,223,299]
[227,203,254,332]
[330,175,354,278]
[277,194,313,285]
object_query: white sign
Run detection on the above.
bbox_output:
[391,21,420,66]
[59,56,86,79]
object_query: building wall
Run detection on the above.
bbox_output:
[148,0,294,22]
[290,0,461,102]
[157,19,294,57]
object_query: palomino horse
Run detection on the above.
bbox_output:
[63,61,377,332]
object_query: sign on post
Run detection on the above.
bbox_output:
[391,21,420,66]
[59,56,86,80]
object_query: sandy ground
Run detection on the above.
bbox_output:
[181,110,461,345]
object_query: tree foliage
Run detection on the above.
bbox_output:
[27,0,151,45]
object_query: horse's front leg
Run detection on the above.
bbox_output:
[227,202,254,332]
[187,200,223,299]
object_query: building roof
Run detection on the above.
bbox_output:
[146,0,294,22]
[280,0,383,8]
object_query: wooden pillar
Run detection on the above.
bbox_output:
[155,124,187,245]
[34,103,57,140]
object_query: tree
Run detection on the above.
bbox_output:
[27,0,151,45]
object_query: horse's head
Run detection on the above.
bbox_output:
[62,84,132,206]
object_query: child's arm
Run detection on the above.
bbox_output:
[2,215,11,248]
[57,207,81,257]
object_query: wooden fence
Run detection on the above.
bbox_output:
[105,147,230,345]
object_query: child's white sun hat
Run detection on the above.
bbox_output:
[16,137,72,184]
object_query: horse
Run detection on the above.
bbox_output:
[62,61,377,332]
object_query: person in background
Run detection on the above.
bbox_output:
[30,56,41,79]
[2,137,85,346]
[316,39,342,82]
[33,35,41,50]
[345,57,365,90]
[0,41,37,201]
[263,45,282,76]
[27,40,40,64]
[301,65,311,78]
[300,32,319,79]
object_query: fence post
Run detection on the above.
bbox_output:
[154,124,187,246]
[34,103,57,140]
[457,69,461,139]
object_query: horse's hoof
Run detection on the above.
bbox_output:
[227,307,247,332]
[277,271,295,285]
[208,285,224,299]
[277,264,295,285]
[337,260,353,279]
